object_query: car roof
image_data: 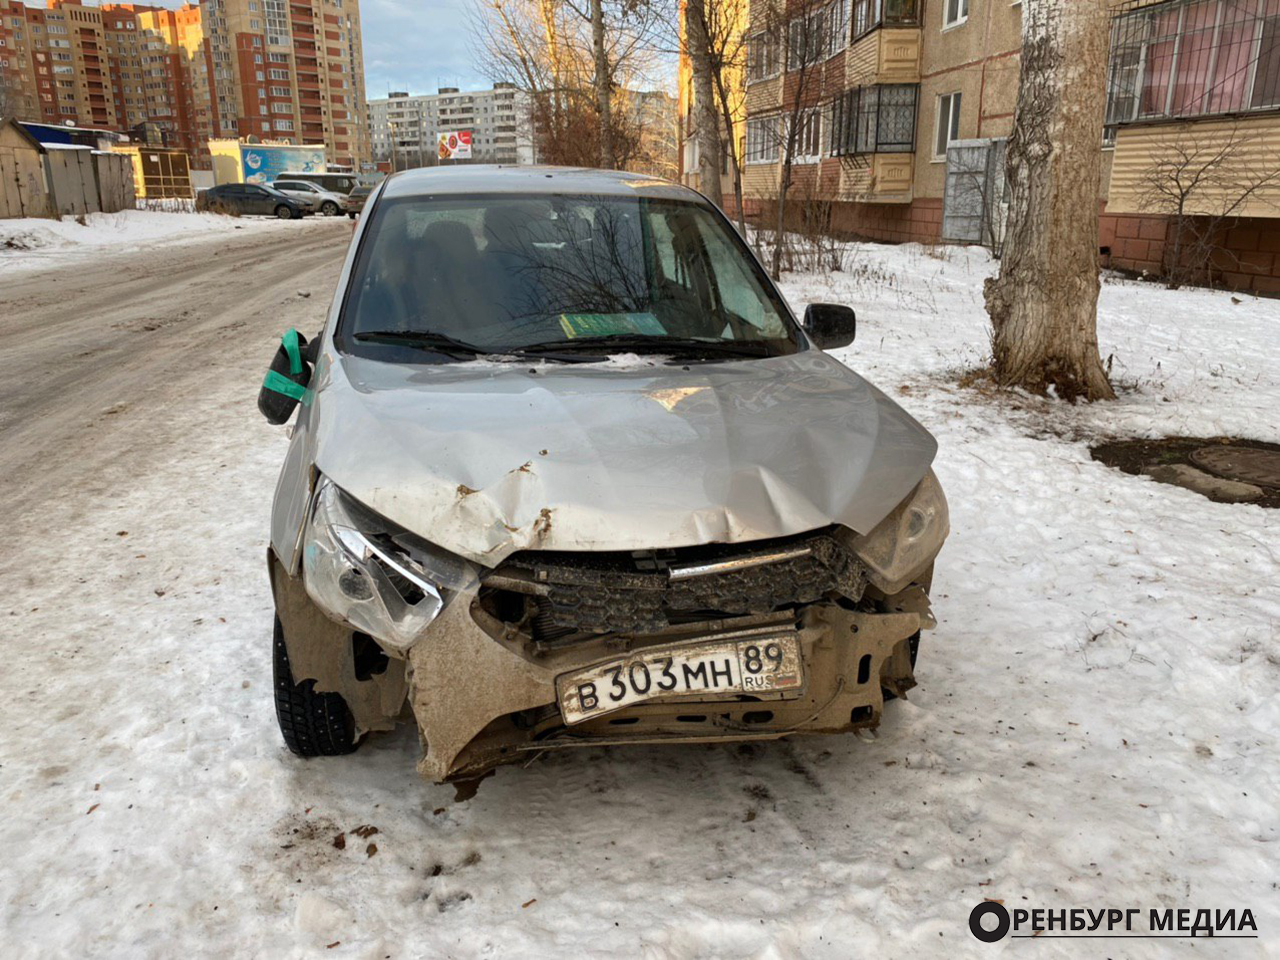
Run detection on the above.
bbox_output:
[380,165,700,202]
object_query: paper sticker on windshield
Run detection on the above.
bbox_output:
[559,312,666,339]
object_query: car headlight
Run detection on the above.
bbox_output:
[302,477,478,651]
[848,469,949,594]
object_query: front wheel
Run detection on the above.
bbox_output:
[272,616,360,757]
[320,201,339,216]
[274,204,294,221]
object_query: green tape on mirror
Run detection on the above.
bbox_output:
[263,369,306,402]
[282,327,303,375]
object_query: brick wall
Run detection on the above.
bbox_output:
[734,192,1278,294]
[1101,206,1280,294]
[738,196,944,245]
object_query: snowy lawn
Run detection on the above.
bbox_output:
[2,242,1277,957]
[0,209,332,275]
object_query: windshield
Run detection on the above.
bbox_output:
[338,193,798,359]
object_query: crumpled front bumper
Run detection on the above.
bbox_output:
[271,555,935,783]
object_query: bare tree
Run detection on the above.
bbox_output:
[1136,122,1280,290]
[0,71,34,121]
[590,0,617,167]
[768,0,831,278]
[984,0,1115,402]
[684,0,750,228]
[472,0,665,170]
[685,0,723,207]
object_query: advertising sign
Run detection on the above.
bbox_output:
[241,145,326,184]
[437,130,472,161]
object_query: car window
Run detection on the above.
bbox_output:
[340,193,797,356]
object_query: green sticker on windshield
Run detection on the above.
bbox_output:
[558,312,666,339]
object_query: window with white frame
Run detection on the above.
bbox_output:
[934,91,961,157]
[745,115,780,163]
[747,30,781,81]
[788,3,842,68]
[943,0,969,28]
[792,107,824,161]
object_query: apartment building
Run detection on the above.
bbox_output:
[3,1,119,128]
[690,0,1280,292]
[367,83,534,167]
[1,0,370,170]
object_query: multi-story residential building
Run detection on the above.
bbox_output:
[367,83,535,168]
[1100,0,1280,291]
[688,0,1280,293]
[1,0,370,171]
[1,1,38,119]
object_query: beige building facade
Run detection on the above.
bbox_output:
[683,0,1280,292]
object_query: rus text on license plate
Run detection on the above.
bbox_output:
[556,635,803,725]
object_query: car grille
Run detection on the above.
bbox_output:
[479,526,866,639]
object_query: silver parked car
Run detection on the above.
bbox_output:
[269,179,350,216]
[258,166,948,783]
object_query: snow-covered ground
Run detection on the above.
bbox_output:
[0,208,330,275]
[1,239,1277,958]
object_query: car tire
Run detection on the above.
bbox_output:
[272,616,360,757]
[347,212,357,220]
[275,204,294,220]
[321,201,339,216]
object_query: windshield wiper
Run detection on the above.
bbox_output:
[518,335,776,358]
[352,329,603,364]
[353,329,492,357]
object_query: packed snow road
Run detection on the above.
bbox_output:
[1,225,1277,958]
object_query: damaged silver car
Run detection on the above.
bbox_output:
[257,166,948,782]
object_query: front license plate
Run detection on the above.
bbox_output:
[556,635,803,725]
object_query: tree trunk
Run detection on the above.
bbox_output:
[686,0,723,208]
[590,0,615,169]
[712,66,746,234]
[772,158,791,278]
[983,0,1115,401]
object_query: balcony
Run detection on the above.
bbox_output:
[846,3,920,87]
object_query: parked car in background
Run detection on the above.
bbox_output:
[256,165,948,783]
[277,171,359,197]
[271,179,352,217]
[197,183,308,219]
[345,183,375,219]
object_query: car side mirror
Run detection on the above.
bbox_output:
[258,328,316,424]
[803,303,857,349]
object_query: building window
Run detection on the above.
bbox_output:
[943,0,969,29]
[853,0,919,37]
[745,115,780,163]
[830,83,919,154]
[1107,0,1280,130]
[934,91,961,158]
[747,30,780,81]
[788,7,832,68]
[791,107,824,161]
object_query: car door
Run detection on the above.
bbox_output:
[218,184,248,214]
[244,185,274,215]
[273,181,308,205]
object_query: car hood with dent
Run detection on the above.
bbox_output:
[309,349,938,566]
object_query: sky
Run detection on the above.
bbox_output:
[359,0,492,97]
[104,0,493,96]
